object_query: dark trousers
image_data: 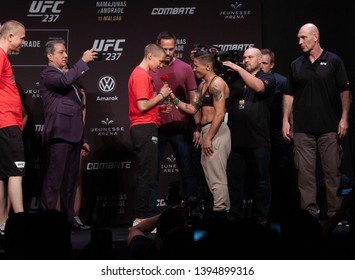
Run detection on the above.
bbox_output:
[227,146,271,224]
[41,139,81,223]
[270,130,299,221]
[130,124,159,218]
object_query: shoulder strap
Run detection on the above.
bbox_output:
[207,75,219,92]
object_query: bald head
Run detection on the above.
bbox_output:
[0,20,25,38]
[244,47,262,58]
[0,19,26,54]
[297,23,321,54]
[242,47,262,74]
[299,23,319,38]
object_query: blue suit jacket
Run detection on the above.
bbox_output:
[39,59,89,143]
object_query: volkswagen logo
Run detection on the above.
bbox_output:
[97,75,117,93]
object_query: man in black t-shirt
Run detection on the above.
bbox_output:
[223,48,276,227]
[282,23,351,220]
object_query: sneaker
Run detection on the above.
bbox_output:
[0,223,5,236]
[337,220,350,227]
[132,218,157,234]
[71,216,91,230]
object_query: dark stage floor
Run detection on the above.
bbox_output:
[0,223,132,260]
[0,220,353,260]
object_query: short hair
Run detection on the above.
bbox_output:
[260,48,275,64]
[156,31,176,45]
[0,20,25,37]
[194,49,216,67]
[144,43,165,58]
[43,39,65,63]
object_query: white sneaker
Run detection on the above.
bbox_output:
[74,216,84,225]
[0,223,5,236]
[72,216,91,230]
[337,220,349,227]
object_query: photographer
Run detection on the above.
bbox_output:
[223,48,276,227]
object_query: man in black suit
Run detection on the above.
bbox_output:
[39,39,97,229]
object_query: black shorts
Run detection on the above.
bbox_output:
[0,126,26,179]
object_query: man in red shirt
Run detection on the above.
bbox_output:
[0,20,26,235]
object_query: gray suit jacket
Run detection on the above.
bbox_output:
[39,59,89,143]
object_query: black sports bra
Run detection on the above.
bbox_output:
[201,76,218,107]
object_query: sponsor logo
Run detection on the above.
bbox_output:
[25,88,41,98]
[14,161,25,170]
[151,7,196,15]
[86,162,131,170]
[166,154,176,163]
[97,75,117,97]
[101,118,114,126]
[92,39,125,61]
[35,124,44,132]
[219,1,252,20]
[97,75,116,92]
[161,154,179,173]
[91,118,124,136]
[27,0,65,22]
[96,96,119,101]
[213,44,254,52]
[156,199,167,207]
[152,136,158,144]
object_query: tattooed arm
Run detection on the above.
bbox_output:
[171,87,202,114]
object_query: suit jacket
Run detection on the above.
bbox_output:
[39,59,89,143]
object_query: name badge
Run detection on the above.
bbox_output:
[238,99,245,110]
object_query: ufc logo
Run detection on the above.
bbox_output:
[29,1,64,13]
[92,39,125,52]
[35,124,44,132]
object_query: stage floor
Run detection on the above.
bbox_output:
[0,221,353,260]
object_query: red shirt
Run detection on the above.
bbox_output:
[128,66,160,128]
[0,48,23,130]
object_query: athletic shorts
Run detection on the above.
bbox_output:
[0,126,26,179]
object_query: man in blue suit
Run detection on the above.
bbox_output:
[39,39,97,229]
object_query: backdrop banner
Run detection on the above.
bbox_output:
[1,0,261,225]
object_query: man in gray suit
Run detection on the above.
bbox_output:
[39,39,97,229]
